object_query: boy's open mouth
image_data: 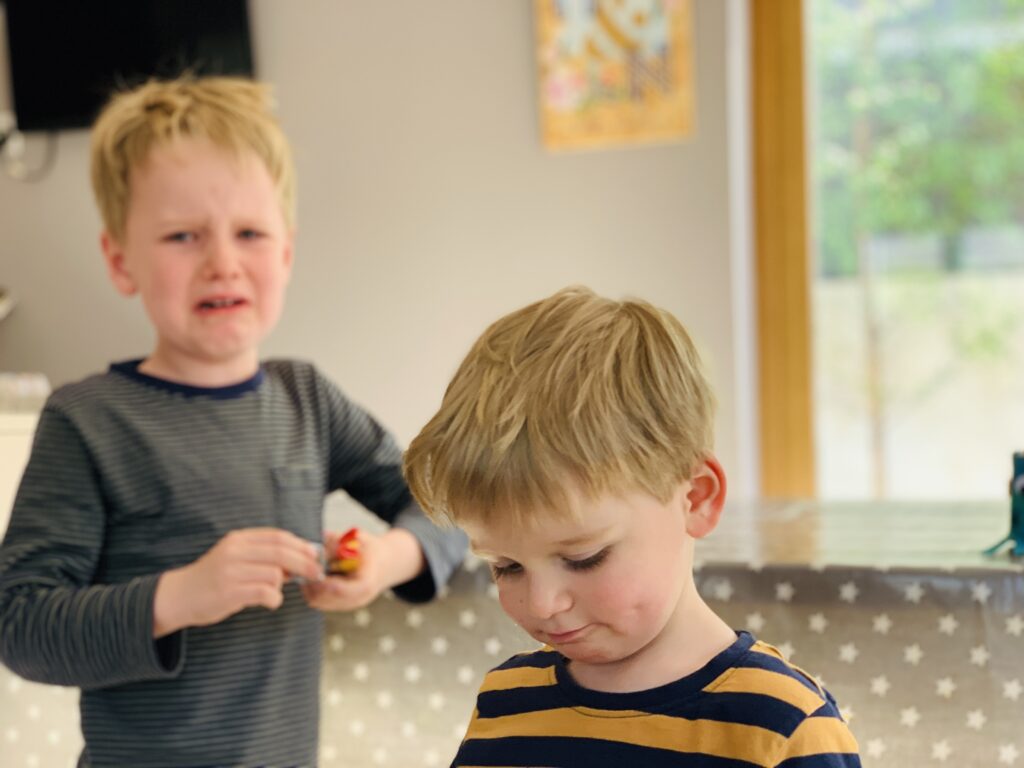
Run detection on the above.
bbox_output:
[196,297,247,312]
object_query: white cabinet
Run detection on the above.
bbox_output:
[0,413,38,536]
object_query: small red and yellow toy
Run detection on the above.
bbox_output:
[327,527,362,575]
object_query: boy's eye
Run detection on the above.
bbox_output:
[238,228,265,240]
[564,547,610,572]
[164,231,196,243]
[490,561,523,579]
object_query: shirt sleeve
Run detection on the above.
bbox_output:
[0,406,184,688]
[319,370,468,602]
[772,702,862,767]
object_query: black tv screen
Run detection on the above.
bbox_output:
[4,0,254,132]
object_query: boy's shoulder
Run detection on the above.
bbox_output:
[45,366,132,413]
[705,636,846,728]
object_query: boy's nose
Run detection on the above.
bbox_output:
[204,236,242,278]
[525,576,572,620]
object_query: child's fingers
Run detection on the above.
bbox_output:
[235,581,286,612]
[221,530,322,580]
[238,544,322,581]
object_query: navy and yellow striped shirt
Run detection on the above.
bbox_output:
[453,631,860,767]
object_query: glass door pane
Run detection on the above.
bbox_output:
[807,0,1024,499]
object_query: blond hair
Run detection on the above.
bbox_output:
[404,286,716,528]
[90,75,296,239]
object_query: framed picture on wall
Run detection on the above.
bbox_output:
[535,0,695,151]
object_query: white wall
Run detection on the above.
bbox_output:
[0,1,757,498]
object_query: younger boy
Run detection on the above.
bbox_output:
[0,76,466,768]
[405,287,861,767]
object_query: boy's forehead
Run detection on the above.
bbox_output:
[462,512,615,556]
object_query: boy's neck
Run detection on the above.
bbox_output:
[567,589,736,694]
[138,351,261,389]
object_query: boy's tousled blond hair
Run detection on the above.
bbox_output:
[404,286,716,528]
[90,75,296,239]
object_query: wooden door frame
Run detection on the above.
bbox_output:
[751,0,816,497]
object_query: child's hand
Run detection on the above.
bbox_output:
[153,528,323,638]
[301,528,426,612]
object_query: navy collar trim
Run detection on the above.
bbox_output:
[109,359,265,400]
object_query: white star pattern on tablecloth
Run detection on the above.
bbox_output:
[378,635,396,655]
[936,677,956,699]
[1007,614,1024,637]
[904,643,924,665]
[971,581,993,604]
[403,665,422,683]
[459,610,478,628]
[900,707,921,727]
[431,636,449,655]
[406,609,424,628]
[1004,679,1023,701]
[967,709,987,731]
[1000,744,1020,764]
[484,637,503,656]
[904,582,925,603]
[746,611,766,632]
[932,740,952,761]
[713,578,734,601]
[352,662,370,682]
[870,676,891,697]
[938,613,960,635]
[354,609,372,628]
[775,582,795,602]
[329,633,345,653]
[809,613,828,633]
[777,641,796,659]
[838,643,859,663]
[873,613,893,634]
[970,645,991,667]
[866,739,887,758]
[375,690,394,709]
[839,581,859,603]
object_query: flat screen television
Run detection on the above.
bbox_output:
[3,0,254,132]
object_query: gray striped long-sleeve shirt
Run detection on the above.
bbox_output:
[0,359,468,768]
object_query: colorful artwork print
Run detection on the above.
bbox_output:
[536,0,695,150]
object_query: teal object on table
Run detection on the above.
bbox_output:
[984,451,1024,557]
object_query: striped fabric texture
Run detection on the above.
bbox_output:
[452,632,861,767]
[0,359,467,768]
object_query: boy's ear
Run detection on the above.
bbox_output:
[101,231,138,297]
[683,456,727,540]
